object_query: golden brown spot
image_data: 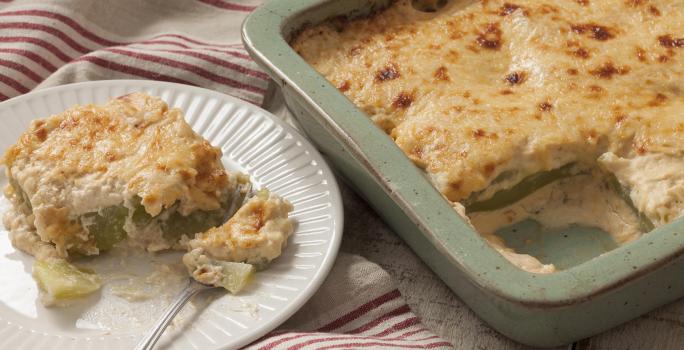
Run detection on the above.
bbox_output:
[473,129,486,138]
[648,93,668,107]
[567,68,579,75]
[411,145,423,158]
[338,80,351,92]
[155,163,168,172]
[658,35,684,48]
[375,64,400,82]
[505,71,527,85]
[538,4,559,14]
[590,85,603,93]
[569,47,590,59]
[538,102,553,111]
[571,23,615,41]
[349,46,361,56]
[476,23,503,50]
[484,163,496,175]
[587,85,605,99]
[145,193,159,204]
[575,0,589,5]
[463,91,471,98]
[434,66,450,81]
[635,143,647,155]
[615,114,627,124]
[105,151,117,162]
[178,169,194,181]
[588,129,598,139]
[34,127,47,142]
[392,92,414,109]
[636,47,647,62]
[59,118,79,130]
[649,5,661,16]
[446,49,459,62]
[658,55,670,63]
[448,180,462,191]
[500,89,514,95]
[589,62,630,79]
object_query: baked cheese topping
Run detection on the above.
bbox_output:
[292,0,684,202]
[185,190,294,266]
[2,93,296,303]
[2,93,234,257]
[292,0,684,272]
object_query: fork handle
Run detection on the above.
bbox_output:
[134,280,203,350]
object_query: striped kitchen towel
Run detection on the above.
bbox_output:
[246,253,453,350]
[0,0,453,349]
[0,0,268,104]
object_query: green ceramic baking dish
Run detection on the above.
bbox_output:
[241,0,684,346]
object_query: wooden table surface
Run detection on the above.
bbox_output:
[265,87,684,350]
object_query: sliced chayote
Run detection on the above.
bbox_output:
[33,259,101,303]
[465,163,578,213]
[83,205,128,251]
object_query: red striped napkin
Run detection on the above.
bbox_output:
[247,254,453,350]
[0,0,453,348]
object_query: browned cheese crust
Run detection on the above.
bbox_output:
[291,0,684,203]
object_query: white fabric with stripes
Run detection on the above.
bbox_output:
[0,0,453,348]
[0,0,268,104]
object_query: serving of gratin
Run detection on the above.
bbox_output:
[292,0,684,273]
[2,92,294,305]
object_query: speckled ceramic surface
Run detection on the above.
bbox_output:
[242,0,684,346]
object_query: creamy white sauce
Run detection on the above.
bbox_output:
[467,173,642,273]
[600,152,684,227]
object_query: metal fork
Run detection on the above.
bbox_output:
[134,278,217,350]
[134,183,254,350]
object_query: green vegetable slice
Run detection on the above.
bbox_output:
[465,163,578,213]
[83,205,128,251]
[161,208,228,242]
[131,196,153,228]
[161,184,250,242]
[217,261,255,294]
[32,259,101,302]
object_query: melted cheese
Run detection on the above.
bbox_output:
[292,0,684,200]
[186,191,294,265]
[2,93,234,257]
[292,0,684,272]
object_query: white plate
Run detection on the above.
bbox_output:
[0,80,343,350]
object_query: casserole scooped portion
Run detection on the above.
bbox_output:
[2,93,294,305]
[292,0,684,272]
